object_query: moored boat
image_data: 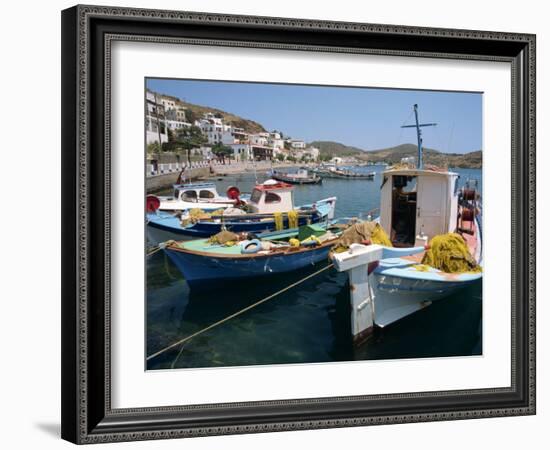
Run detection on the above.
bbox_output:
[163,223,343,290]
[331,104,483,345]
[327,167,375,179]
[147,179,337,244]
[271,169,322,184]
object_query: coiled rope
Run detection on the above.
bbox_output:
[146,263,335,366]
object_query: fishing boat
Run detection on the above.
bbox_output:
[163,223,344,290]
[270,169,322,184]
[331,104,483,345]
[148,182,247,212]
[326,167,375,179]
[147,179,337,243]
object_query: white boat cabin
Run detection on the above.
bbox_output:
[248,179,294,214]
[379,168,459,247]
[293,169,310,179]
[172,183,221,202]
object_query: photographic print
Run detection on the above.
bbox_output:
[61,6,535,442]
[145,79,483,370]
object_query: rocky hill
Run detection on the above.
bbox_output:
[308,141,364,158]
[178,99,266,134]
[358,143,482,169]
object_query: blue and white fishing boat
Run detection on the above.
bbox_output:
[147,179,337,244]
[163,223,342,290]
[331,104,483,345]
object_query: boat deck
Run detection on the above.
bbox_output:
[381,219,482,283]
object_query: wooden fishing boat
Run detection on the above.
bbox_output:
[271,169,322,184]
[326,167,375,179]
[146,179,337,243]
[331,104,483,345]
[163,224,342,290]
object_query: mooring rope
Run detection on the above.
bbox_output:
[146,246,162,257]
[146,241,174,257]
[145,263,335,365]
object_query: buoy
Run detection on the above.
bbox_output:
[146,195,160,212]
[241,239,261,254]
[226,186,241,200]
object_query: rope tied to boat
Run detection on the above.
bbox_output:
[146,240,174,257]
[145,262,335,366]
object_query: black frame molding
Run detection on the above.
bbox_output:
[61,4,536,444]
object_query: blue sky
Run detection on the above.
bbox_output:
[147,78,482,154]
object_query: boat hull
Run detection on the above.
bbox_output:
[147,197,336,244]
[147,212,326,243]
[371,272,479,327]
[370,216,482,327]
[271,174,322,184]
[158,199,237,211]
[164,244,333,290]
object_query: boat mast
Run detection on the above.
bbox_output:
[401,104,437,169]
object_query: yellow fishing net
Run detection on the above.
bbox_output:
[340,222,392,247]
[333,221,392,253]
[181,208,227,226]
[274,212,283,231]
[421,233,481,274]
[207,230,240,245]
[288,210,299,229]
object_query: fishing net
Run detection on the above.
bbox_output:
[421,233,481,273]
[181,208,227,226]
[334,221,392,252]
[274,212,284,231]
[288,210,299,229]
[207,230,240,245]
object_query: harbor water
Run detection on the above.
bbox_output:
[146,166,482,370]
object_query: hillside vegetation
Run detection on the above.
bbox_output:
[357,143,482,169]
[308,141,364,157]
[166,96,266,134]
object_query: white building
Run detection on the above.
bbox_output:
[146,90,168,145]
[268,131,285,150]
[249,133,269,146]
[158,96,177,112]
[288,139,306,149]
[165,106,188,123]
[230,143,252,161]
[304,146,320,161]
[165,119,192,132]
[401,156,416,165]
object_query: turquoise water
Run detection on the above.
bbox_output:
[146,166,482,370]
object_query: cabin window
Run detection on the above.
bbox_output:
[265,192,281,203]
[250,189,262,204]
[182,190,197,201]
[199,190,215,199]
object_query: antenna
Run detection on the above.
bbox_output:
[401,104,437,169]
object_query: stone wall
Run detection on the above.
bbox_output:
[146,167,210,193]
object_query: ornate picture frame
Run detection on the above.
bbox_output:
[61,5,535,444]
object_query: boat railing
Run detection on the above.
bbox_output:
[207,211,317,221]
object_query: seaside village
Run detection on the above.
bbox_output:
[145,91,483,348]
[145,89,337,175]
